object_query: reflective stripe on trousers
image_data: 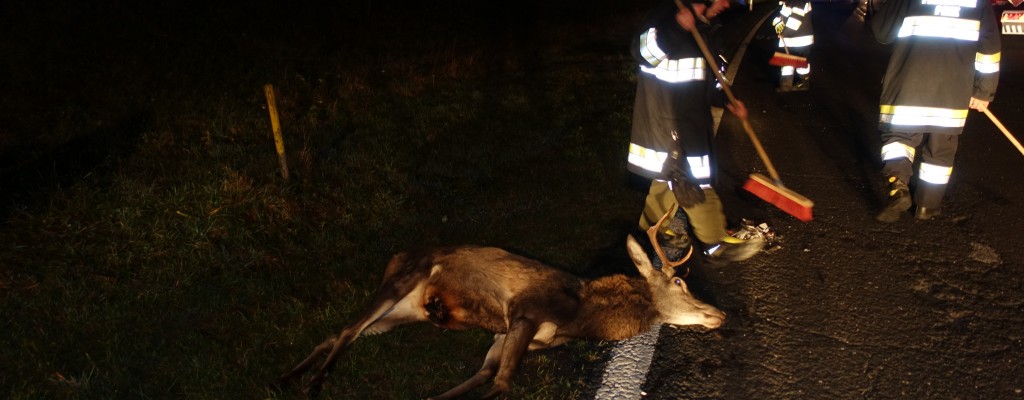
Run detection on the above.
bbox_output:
[880,131,960,209]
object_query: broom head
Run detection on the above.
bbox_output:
[769,52,809,69]
[742,173,814,222]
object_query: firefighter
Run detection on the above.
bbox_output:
[773,0,813,92]
[870,0,1001,223]
[627,0,764,267]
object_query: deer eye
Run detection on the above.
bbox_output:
[673,278,683,286]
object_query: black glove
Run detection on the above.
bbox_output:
[663,153,706,208]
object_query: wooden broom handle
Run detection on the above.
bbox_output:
[673,0,783,183]
[982,108,1024,157]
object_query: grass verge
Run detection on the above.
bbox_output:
[0,0,673,398]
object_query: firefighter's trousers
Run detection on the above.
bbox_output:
[640,179,727,246]
[880,131,960,209]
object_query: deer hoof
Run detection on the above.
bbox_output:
[270,373,299,392]
[302,378,324,398]
[268,379,286,392]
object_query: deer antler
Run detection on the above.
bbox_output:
[645,204,693,277]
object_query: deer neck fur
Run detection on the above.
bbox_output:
[566,274,662,341]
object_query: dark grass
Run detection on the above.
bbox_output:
[0,0,668,398]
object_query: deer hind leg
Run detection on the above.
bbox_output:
[273,297,399,395]
[304,281,434,396]
[270,335,339,390]
[276,267,434,396]
[427,334,507,400]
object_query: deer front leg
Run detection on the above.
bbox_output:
[477,318,539,399]
[427,334,506,400]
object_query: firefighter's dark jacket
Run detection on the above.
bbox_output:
[775,0,814,44]
[871,0,1001,135]
[628,0,728,180]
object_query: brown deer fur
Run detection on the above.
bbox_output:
[273,235,724,399]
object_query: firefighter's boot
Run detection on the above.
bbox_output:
[876,176,912,223]
[915,206,941,220]
[777,75,794,92]
[793,74,810,91]
[705,235,765,265]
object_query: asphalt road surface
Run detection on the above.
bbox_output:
[596,3,1024,399]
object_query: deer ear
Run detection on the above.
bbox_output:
[626,235,655,278]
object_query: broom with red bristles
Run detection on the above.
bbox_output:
[769,52,808,69]
[675,0,814,221]
[769,32,809,69]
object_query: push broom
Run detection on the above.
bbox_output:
[674,0,814,221]
[768,50,808,69]
[982,108,1024,157]
[768,31,809,69]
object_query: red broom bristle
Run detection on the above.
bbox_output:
[742,173,814,222]
[768,52,809,69]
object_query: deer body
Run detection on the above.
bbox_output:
[274,235,724,399]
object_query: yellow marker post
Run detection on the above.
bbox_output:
[263,84,289,179]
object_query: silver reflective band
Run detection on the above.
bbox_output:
[880,105,968,128]
[778,35,814,48]
[705,244,722,255]
[639,28,668,66]
[881,142,916,162]
[898,16,980,41]
[785,17,803,31]
[975,52,1000,73]
[779,1,810,16]
[780,64,813,76]
[628,143,670,173]
[919,162,953,184]
[638,28,706,83]
[686,155,712,180]
[640,59,706,83]
[922,0,977,7]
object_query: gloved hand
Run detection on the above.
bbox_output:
[670,172,706,208]
[663,156,706,208]
[773,15,786,35]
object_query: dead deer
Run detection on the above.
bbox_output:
[273,235,725,399]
